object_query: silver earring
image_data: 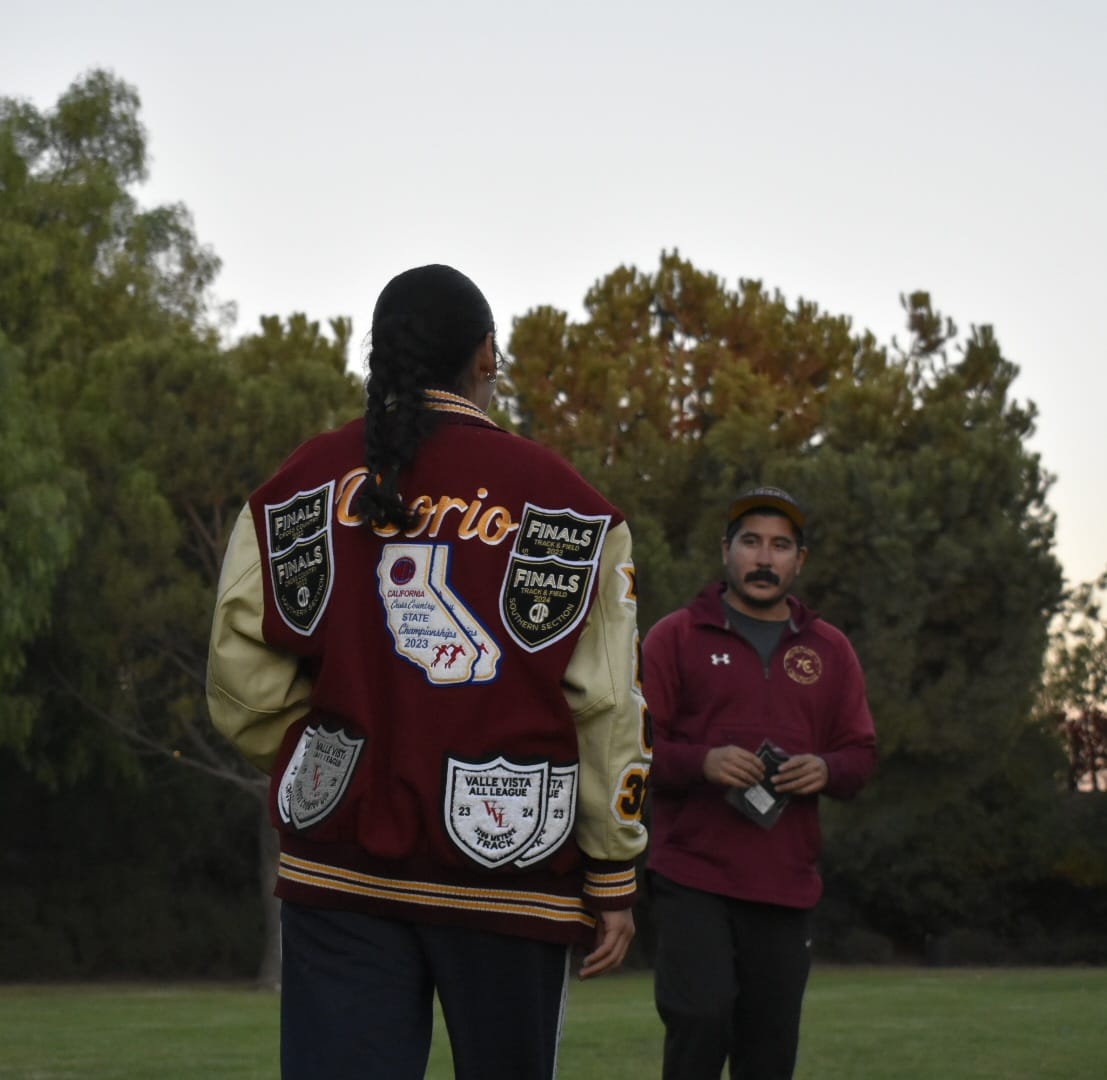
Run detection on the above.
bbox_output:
[485,372,497,384]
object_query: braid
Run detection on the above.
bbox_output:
[358,375,408,532]
[356,265,494,532]
[359,319,438,530]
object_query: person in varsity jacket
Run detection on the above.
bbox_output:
[206,264,650,1080]
[643,486,876,1080]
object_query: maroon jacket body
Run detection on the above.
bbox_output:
[208,393,649,946]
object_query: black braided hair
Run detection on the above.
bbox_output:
[358,264,495,531]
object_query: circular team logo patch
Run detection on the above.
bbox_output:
[390,556,417,585]
[784,645,822,685]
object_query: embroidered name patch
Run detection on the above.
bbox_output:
[264,482,335,635]
[500,505,609,652]
[276,726,364,831]
[444,757,579,869]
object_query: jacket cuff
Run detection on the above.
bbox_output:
[819,749,873,799]
[582,860,639,910]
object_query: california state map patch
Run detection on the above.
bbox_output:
[377,543,502,684]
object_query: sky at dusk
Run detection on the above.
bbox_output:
[6,0,1105,586]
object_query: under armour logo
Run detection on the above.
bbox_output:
[710,653,730,665]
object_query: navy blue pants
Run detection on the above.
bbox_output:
[650,873,812,1080]
[279,902,570,1079]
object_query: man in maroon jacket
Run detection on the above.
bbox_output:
[643,486,876,1080]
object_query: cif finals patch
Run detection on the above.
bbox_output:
[264,481,335,635]
[500,504,610,651]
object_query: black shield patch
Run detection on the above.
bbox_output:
[270,533,334,634]
[501,555,595,651]
[514,505,608,561]
[499,504,609,652]
[265,483,333,553]
[265,482,335,635]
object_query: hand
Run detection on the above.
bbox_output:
[703,745,765,788]
[579,908,635,979]
[773,753,828,796]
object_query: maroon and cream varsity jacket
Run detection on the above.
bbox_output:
[207,391,650,945]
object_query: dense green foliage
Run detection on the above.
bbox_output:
[1,72,1103,979]
[0,71,362,979]
[1038,574,1107,793]
[0,71,361,783]
[1,766,262,978]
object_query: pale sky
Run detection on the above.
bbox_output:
[5,0,1105,588]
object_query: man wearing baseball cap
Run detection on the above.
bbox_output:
[643,486,877,1079]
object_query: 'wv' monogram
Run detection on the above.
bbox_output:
[484,801,506,827]
[710,653,730,665]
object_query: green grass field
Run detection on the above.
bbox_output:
[1,967,1103,1078]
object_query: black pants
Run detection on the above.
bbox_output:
[650,873,812,1080]
[280,902,570,1079]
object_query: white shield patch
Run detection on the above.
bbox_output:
[286,727,364,831]
[276,725,315,825]
[444,757,549,868]
[514,764,578,867]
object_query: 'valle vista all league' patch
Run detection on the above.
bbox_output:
[444,756,580,869]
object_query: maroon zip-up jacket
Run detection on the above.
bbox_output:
[644,582,875,909]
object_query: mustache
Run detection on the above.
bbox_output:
[744,569,781,586]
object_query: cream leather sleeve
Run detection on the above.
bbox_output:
[561,520,650,863]
[206,502,312,774]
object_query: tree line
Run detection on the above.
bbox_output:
[2,70,1104,981]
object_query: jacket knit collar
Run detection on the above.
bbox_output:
[422,388,501,429]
